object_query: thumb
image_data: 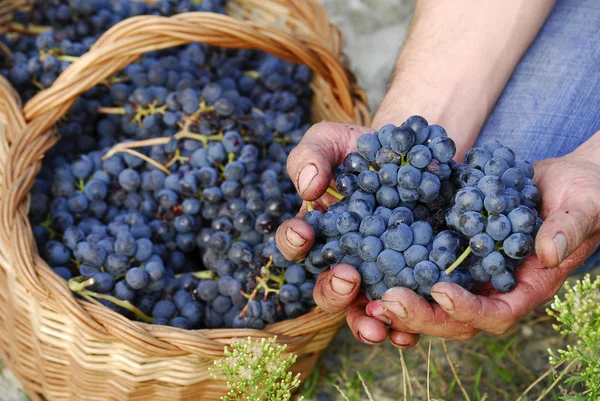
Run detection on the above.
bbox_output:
[287,122,373,201]
[535,197,600,268]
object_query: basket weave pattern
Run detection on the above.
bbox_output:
[0,1,370,400]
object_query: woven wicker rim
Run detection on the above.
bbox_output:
[0,0,370,359]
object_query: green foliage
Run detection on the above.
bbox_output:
[210,337,303,401]
[547,274,600,399]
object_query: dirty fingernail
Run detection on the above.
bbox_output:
[297,164,318,195]
[286,228,306,247]
[357,332,380,345]
[390,340,411,349]
[554,232,567,264]
[386,301,408,319]
[432,291,454,311]
[331,275,355,295]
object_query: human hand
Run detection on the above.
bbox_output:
[366,133,600,341]
[275,121,423,348]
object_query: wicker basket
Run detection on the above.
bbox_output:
[0,1,370,400]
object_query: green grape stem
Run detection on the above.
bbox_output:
[240,256,282,316]
[68,277,153,323]
[446,246,472,275]
[175,271,215,280]
[306,201,314,212]
[326,186,345,200]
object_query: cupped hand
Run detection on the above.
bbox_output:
[368,133,600,341]
[275,121,421,348]
[277,121,600,347]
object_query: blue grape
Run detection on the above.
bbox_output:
[397,165,421,189]
[378,164,399,187]
[413,261,440,286]
[376,249,405,275]
[482,252,506,275]
[465,147,492,170]
[469,233,495,257]
[458,211,485,236]
[408,145,432,169]
[493,147,516,167]
[359,262,384,285]
[484,157,510,177]
[357,170,381,193]
[491,271,516,293]
[410,221,433,246]
[503,233,534,259]
[502,167,525,189]
[356,133,382,161]
[125,267,149,290]
[383,224,414,252]
[359,216,386,237]
[507,206,536,234]
[389,127,415,154]
[428,136,456,163]
[358,236,384,262]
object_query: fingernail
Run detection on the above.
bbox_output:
[297,164,318,195]
[375,315,392,325]
[390,340,411,349]
[384,301,407,319]
[432,291,454,311]
[357,332,380,345]
[331,275,355,295]
[286,228,306,247]
[554,232,567,264]
[367,303,392,325]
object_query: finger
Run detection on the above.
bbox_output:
[388,330,420,349]
[368,288,478,341]
[429,257,570,334]
[287,122,373,201]
[275,218,315,261]
[347,295,389,344]
[313,264,361,313]
[535,194,600,268]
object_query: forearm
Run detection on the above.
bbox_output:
[372,0,556,160]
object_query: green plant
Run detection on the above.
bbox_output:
[547,274,600,400]
[210,337,303,401]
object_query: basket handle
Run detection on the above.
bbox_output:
[23,11,359,122]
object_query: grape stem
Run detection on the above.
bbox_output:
[7,22,51,35]
[68,277,154,323]
[445,246,472,275]
[240,256,281,316]
[101,101,221,173]
[326,187,345,200]
[245,70,261,79]
[306,201,314,212]
[175,271,215,280]
[57,55,79,63]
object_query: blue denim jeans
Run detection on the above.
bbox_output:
[474,0,600,275]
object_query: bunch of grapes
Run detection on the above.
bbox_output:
[1,0,228,101]
[2,2,320,330]
[304,116,542,300]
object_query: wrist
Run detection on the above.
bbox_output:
[371,56,492,161]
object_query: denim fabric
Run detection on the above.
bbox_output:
[475,0,600,274]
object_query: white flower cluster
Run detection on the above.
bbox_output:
[547,274,600,399]
[210,337,304,401]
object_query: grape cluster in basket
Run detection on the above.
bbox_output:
[2,2,321,329]
[2,0,227,102]
[304,116,543,300]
